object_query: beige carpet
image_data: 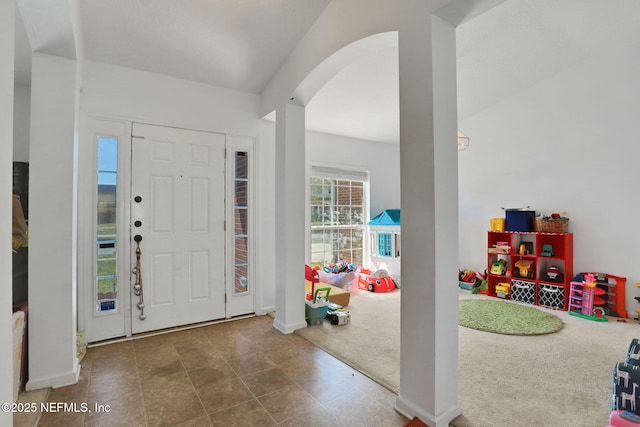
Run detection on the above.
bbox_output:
[298,289,401,392]
[296,289,640,427]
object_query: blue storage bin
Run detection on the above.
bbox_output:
[505,209,535,232]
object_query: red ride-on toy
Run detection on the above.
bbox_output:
[305,264,320,301]
[358,269,396,293]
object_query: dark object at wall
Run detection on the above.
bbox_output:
[13,162,29,220]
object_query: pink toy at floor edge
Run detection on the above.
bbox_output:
[608,410,640,427]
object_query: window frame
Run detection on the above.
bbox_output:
[232,150,250,295]
[95,136,120,316]
[377,231,393,258]
[394,232,402,259]
[310,166,369,267]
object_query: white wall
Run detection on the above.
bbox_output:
[306,130,400,216]
[82,61,260,134]
[27,53,80,390]
[80,61,279,316]
[1,0,15,421]
[458,42,640,314]
[256,120,277,313]
[13,83,30,162]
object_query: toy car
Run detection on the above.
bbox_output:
[545,266,564,282]
[495,282,511,298]
[514,260,534,278]
[490,259,507,275]
[540,244,554,257]
[518,242,534,255]
[326,310,351,325]
[358,269,397,293]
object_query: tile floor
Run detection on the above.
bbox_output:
[15,315,409,427]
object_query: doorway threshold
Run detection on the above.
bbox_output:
[87,313,256,348]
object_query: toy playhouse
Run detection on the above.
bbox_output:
[367,209,401,287]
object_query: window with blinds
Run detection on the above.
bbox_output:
[310,166,369,267]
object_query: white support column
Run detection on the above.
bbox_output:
[395,13,460,427]
[272,102,308,334]
[1,0,15,422]
[26,53,80,390]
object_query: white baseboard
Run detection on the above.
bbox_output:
[272,318,308,334]
[256,306,275,316]
[395,395,461,427]
[26,358,80,391]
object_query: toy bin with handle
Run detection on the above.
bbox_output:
[305,288,331,326]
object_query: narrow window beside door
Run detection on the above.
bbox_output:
[96,137,118,313]
[234,152,249,294]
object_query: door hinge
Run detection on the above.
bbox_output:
[224,220,226,231]
[225,293,227,304]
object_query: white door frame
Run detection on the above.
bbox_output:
[78,117,133,342]
[225,135,257,318]
[80,117,256,343]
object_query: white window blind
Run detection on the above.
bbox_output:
[311,165,369,182]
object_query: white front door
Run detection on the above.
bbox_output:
[130,123,226,333]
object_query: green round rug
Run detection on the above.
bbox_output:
[459,299,563,335]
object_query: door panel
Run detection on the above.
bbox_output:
[189,250,210,300]
[151,175,173,232]
[151,253,174,305]
[131,123,226,333]
[189,178,210,232]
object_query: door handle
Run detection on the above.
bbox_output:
[133,234,146,321]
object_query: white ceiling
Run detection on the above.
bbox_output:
[80,0,331,94]
[13,0,640,144]
[307,0,640,144]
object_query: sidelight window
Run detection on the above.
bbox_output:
[96,137,118,313]
[233,151,249,294]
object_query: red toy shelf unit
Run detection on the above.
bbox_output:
[486,231,573,310]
